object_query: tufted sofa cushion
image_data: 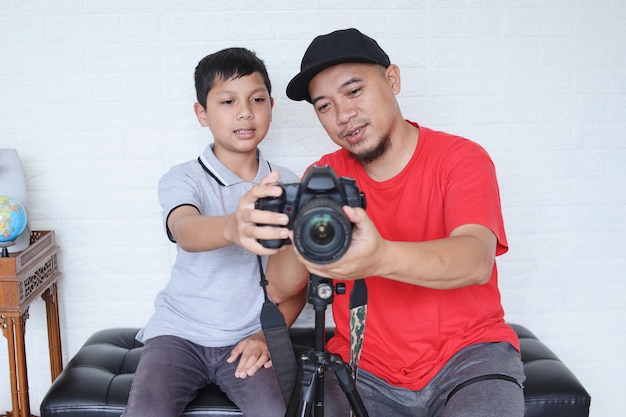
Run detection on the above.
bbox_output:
[40,324,590,417]
[511,324,591,417]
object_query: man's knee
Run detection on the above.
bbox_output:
[444,377,524,417]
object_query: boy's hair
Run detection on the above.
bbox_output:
[194,47,272,109]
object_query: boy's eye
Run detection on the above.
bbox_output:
[252,97,265,103]
[221,99,233,105]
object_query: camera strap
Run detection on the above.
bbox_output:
[257,256,297,407]
[348,279,368,417]
[349,279,368,378]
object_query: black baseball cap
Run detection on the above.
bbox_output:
[286,28,391,103]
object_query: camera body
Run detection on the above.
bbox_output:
[256,165,365,264]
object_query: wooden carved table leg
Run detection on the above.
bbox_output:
[2,314,20,417]
[42,283,63,380]
[2,312,31,417]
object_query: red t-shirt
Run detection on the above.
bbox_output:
[315,122,519,390]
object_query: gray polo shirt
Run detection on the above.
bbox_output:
[137,144,299,347]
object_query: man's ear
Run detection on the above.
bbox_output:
[385,64,401,95]
[194,102,208,127]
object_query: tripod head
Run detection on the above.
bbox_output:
[307,273,345,308]
[306,273,345,353]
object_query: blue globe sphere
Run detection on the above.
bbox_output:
[0,195,28,243]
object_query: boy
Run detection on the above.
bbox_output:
[122,47,302,417]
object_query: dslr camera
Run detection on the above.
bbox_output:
[256,165,365,264]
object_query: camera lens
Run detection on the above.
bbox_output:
[307,214,336,246]
[293,198,352,264]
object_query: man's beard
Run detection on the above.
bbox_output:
[349,134,391,165]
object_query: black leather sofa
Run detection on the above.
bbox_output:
[40,324,590,417]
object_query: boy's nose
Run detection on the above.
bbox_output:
[237,104,254,120]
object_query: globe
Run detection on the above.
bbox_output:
[0,195,28,244]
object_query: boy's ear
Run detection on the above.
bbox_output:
[194,102,208,127]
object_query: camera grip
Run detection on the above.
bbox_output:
[258,236,291,249]
[256,193,291,249]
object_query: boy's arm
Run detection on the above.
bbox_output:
[167,172,291,253]
[166,205,238,252]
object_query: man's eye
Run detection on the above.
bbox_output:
[252,97,265,103]
[349,88,361,96]
[317,103,330,112]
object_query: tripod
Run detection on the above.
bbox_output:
[285,273,369,417]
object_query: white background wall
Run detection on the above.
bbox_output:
[1,1,624,416]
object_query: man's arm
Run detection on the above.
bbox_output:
[227,286,306,379]
[266,245,309,304]
[296,206,497,290]
[226,253,306,379]
[277,285,307,328]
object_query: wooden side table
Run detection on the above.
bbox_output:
[0,231,62,417]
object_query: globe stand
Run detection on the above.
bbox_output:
[0,241,15,258]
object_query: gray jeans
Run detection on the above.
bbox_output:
[121,335,286,417]
[322,342,525,417]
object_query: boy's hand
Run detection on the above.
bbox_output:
[229,171,291,255]
[226,331,273,378]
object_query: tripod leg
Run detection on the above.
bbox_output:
[329,355,369,417]
[288,273,367,417]
[286,354,322,417]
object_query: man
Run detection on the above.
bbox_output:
[241,28,525,416]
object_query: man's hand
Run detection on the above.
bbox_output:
[226,331,273,379]
[294,205,498,289]
[293,205,385,281]
[227,171,291,255]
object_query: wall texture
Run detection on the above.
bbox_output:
[1,1,624,416]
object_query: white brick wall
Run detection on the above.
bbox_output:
[1,1,624,416]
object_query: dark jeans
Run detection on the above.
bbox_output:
[121,335,286,417]
[323,342,525,417]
